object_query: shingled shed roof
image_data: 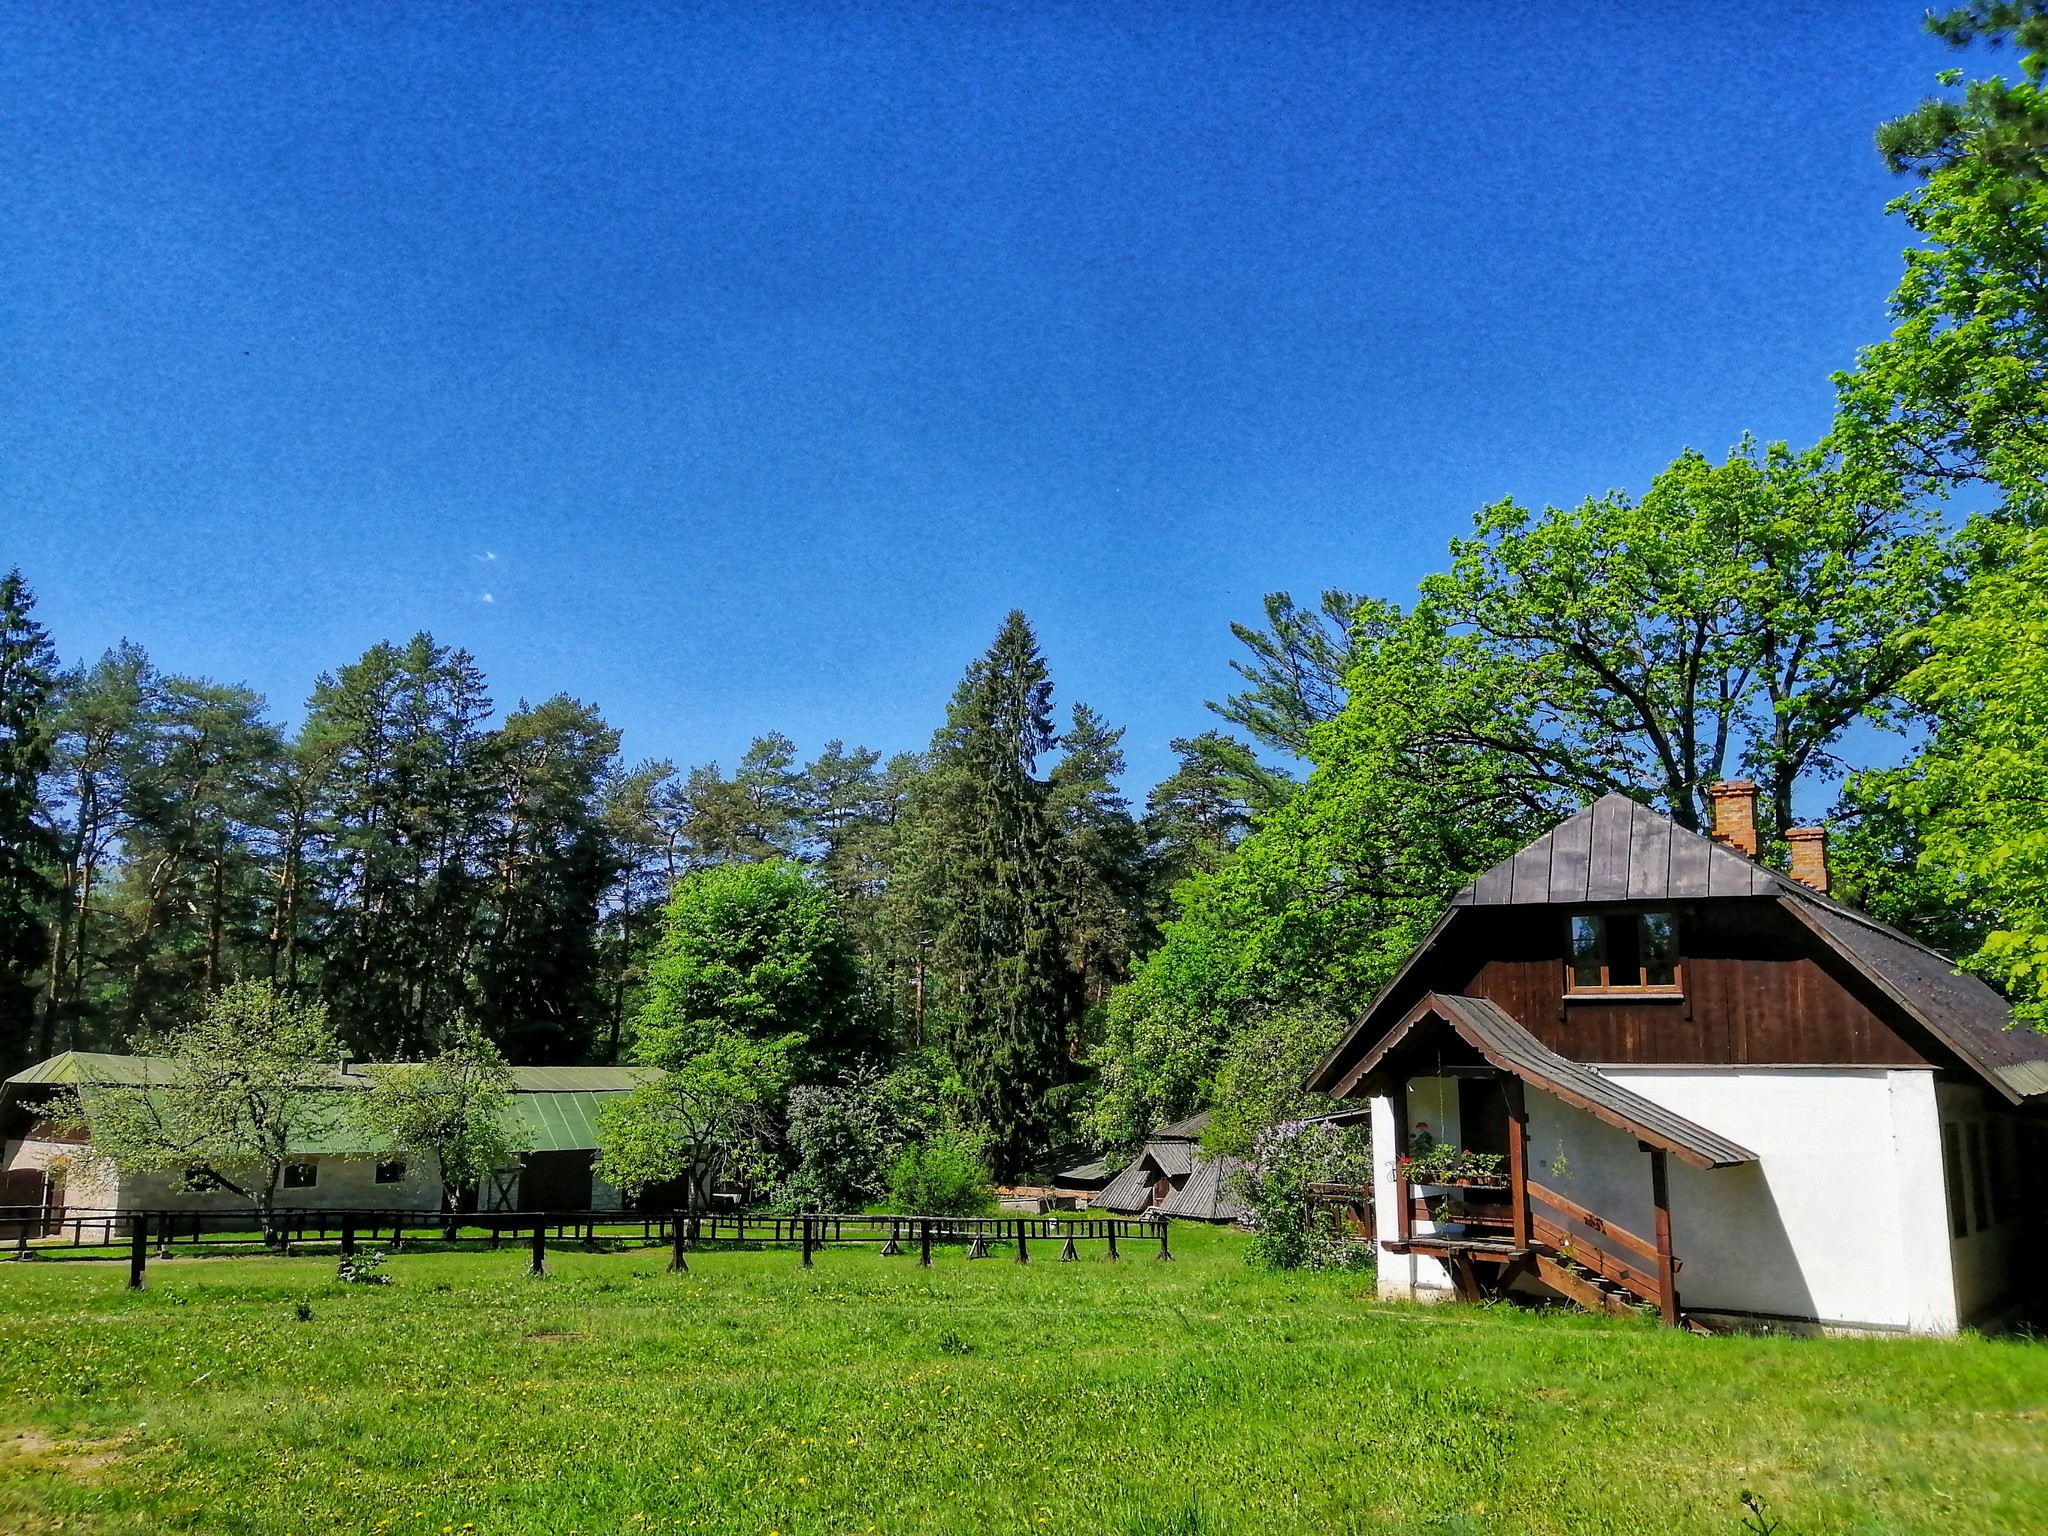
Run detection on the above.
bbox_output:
[1452,793,1783,906]
[1158,1155,1247,1221]
[1354,993,1758,1169]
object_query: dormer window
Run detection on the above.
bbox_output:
[1567,911,1682,995]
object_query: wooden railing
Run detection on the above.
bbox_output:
[1526,1179,1674,1319]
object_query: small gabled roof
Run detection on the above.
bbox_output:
[1091,1160,1157,1214]
[1143,1140,1196,1180]
[1353,993,1758,1170]
[1153,1110,1211,1141]
[1453,793,1782,906]
[1158,1155,1247,1222]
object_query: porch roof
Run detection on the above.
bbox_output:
[1354,992,1759,1170]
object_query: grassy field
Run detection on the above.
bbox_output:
[3,1222,2047,1535]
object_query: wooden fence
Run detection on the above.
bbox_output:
[0,1205,1174,1289]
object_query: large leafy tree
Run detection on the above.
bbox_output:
[351,1024,516,1213]
[634,859,873,1081]
[0,570,57,1074]
[1847,526,2048,1022]
[50,979,341,1227]
[1842,2,2048,521]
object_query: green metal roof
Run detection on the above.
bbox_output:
[8,1052,644,1156]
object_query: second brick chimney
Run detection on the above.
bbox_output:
[1788,826,1830,894]
[1706,780,1760,858]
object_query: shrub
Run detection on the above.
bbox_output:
[886,1129,998,1216]
[1233,1118,1372,1272]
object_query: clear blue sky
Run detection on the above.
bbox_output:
[1,2,1946,792]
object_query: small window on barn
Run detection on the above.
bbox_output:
[282,1162,318,1190]
[1565,912,1682,995]
[375,1160,406,1185]
[1966,1124,1989,1233]
[1943,1124,1968,1238]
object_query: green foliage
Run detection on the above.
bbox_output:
[1200,1006,1346,1159]
[595,1031,793,1206]
[885,1125,998,1216]
[1233,1118,1372,1272]
[0,570,57,1075]
[773,1054,956,1212]
[1844,4,2048,520]
[635,860,873,1079]
[911,612,1084,1177]
[1856,525,2048,1022]
[351,1026,516,1210]
[51,979,341,1217]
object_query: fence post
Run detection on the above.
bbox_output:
[529,1223,547,1277]
[1158,1217,1172,1262]
[670,1213,689,1274]
[340,1215,356,1258]
[156,1210,173,1258]
[801,1214,814,1268]
[920,1217,932,1268]
[1107,1222,1119,1261]
[127,1215,147,1290]
[1015,1216,1028,1264]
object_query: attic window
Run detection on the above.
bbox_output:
[1567,912,1682,995]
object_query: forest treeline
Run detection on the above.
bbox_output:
[7,4,2048,1180]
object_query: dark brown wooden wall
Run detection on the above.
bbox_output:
[1425,901,1929,1067]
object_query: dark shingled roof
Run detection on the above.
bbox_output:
[1354,993,1758,1169]
[1158,1155,1247,1222]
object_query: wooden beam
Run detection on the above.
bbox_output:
[1649,1148,1679,1327]
[1391,1095,1412,1247]
[1503,1075,1531,1251]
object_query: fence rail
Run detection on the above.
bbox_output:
[0,1204,1173,1287]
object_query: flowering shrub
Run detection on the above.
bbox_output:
[1231,1118,1373,1271]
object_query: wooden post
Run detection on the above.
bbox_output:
[529,1223,546,1277]
[801,1214,814,1268]
[340,1215,356,1258]
[1158,1217,1171,1262]
[1648,1148,1678,1326]
[1106,1223,1119,1261]
[1392,1094,1413,1247]
[919,1217,932,1268]
[670,1213,689,1274]
[127,1216,147,1290]
[1015,1216,1028,1264]
[1503,1076,1531,1251]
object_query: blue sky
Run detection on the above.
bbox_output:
[1,2,1946,792]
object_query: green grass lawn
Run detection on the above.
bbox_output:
[3,1222,2047,1535]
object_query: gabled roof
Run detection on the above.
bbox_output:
[1091,1160,1157,1214]
[1308,793,2048,1103]
[1453,793,1783,906]
[1158,1155,1247,1222]
[1143,1141,1196,1180]
[1354,994,1757,1170]
[1153,1110,1211,1141]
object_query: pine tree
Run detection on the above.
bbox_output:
[0,571,56,1073]
[917,612,1081,1177]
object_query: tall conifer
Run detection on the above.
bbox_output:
[920,612,1080,1177]
[0,571,57,1073]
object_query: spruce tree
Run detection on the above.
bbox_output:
[0,571,57,1073]
[920,612,1081,1177]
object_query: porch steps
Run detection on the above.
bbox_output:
[1531,1253,1641,1317]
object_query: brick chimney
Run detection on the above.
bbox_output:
[1787,826,1829,894]
[1705,780,1759,858]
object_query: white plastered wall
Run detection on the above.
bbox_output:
[1373,1067,1964,1334]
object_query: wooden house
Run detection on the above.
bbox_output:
[1305,784,2048,1336]
[1090,1111,1247,1222]
[1,1053,652,1216]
